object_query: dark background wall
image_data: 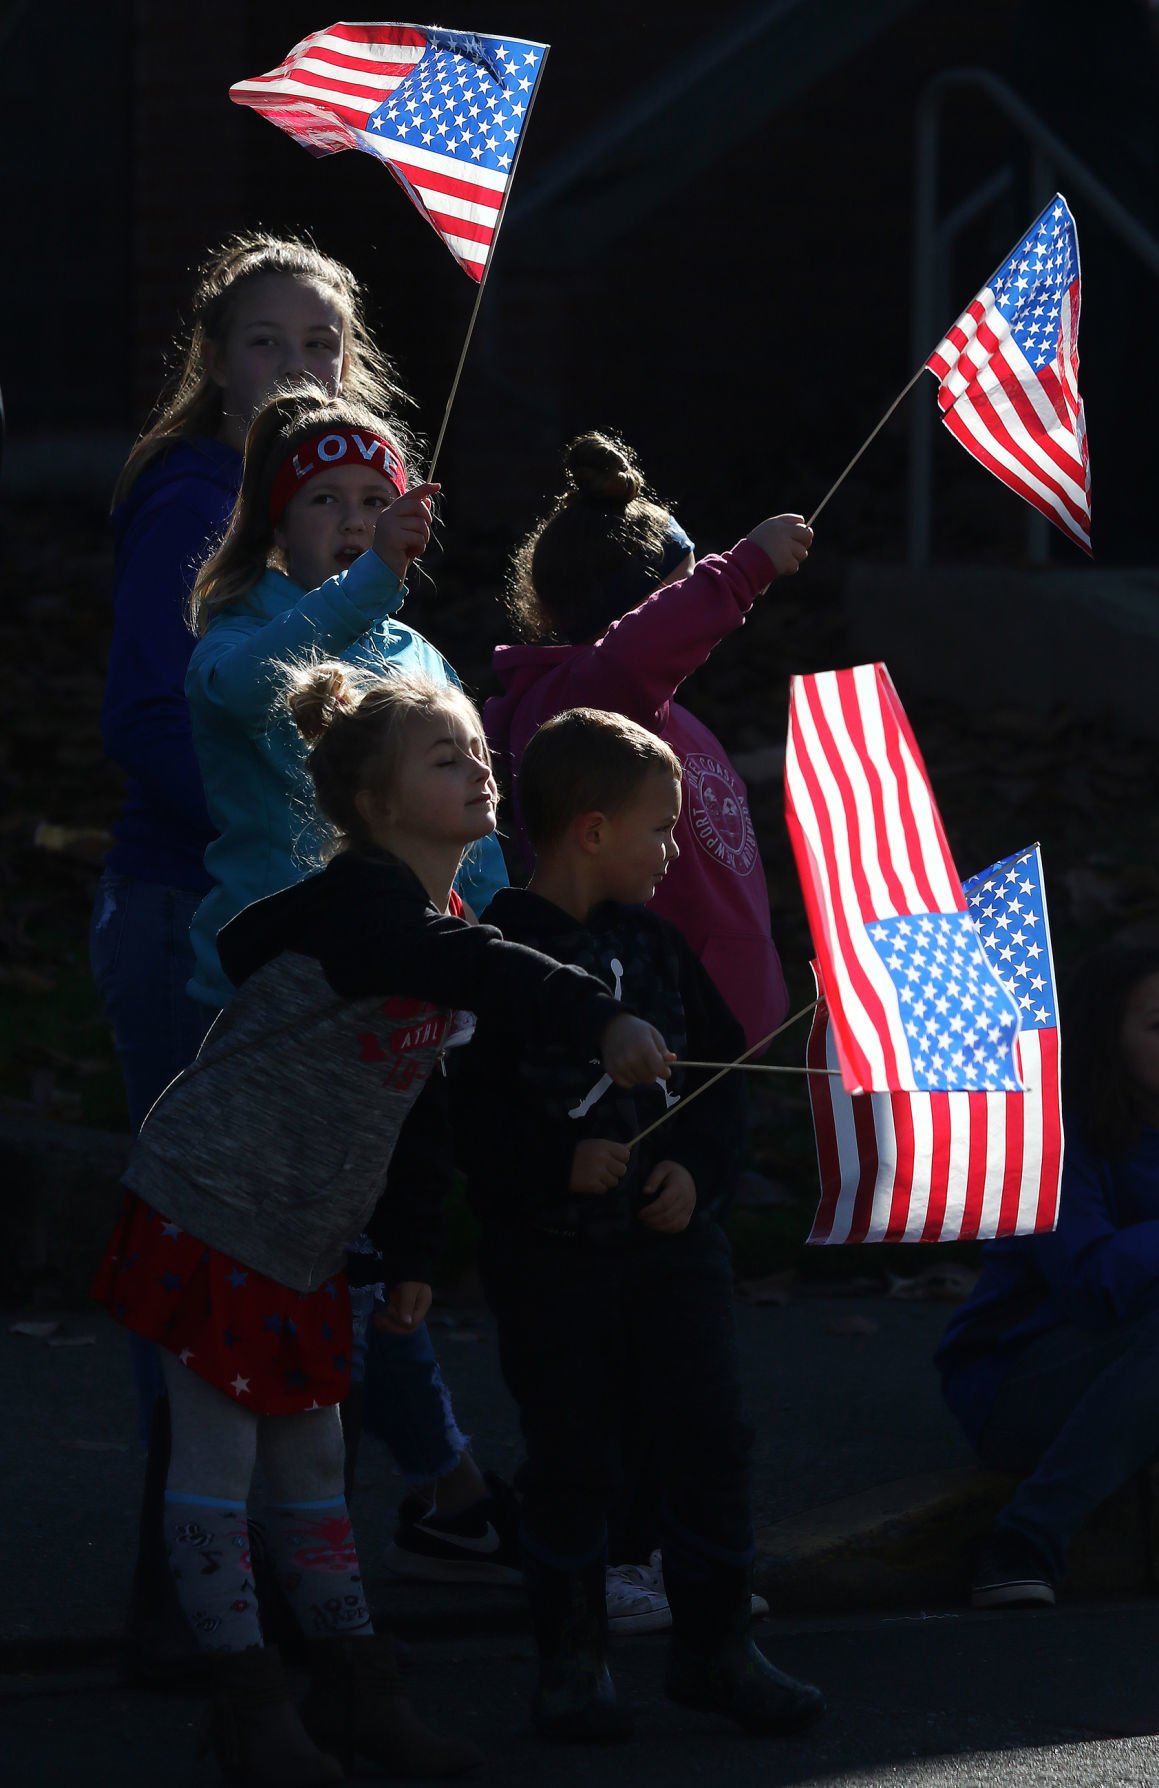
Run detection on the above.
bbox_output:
[3,0,1156,560]
[1,0,1157,1142]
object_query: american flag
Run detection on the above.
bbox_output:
[231,23,548,281]
[784,662,1023,1095]
[806,846,1063,1244]
[926,193,1091,554]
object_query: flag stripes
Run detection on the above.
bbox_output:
[231,25,424,131]
[232,23,548,282]
[786,664,1019,1095]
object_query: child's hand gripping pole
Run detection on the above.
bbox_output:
[373,481,442,581]
[747,514,814,576]
[599,1014,675,1088]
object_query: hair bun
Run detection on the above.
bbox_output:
[563,431,643,510]
[286,660,360,744]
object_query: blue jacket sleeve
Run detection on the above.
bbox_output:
[1028,1140,1159,1329]
[186,552,405,732]
[102,499,216,832]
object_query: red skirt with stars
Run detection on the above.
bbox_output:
[91,1193,353,1415]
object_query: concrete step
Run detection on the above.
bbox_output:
[756,1464,1159,1615]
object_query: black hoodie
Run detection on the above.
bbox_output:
[452,888,747,1244]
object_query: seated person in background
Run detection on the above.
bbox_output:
[937,940,1159,1608]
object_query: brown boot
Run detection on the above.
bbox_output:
[205,1645,343,1786]
[304,1634,482,1777]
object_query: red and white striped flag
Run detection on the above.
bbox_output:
[785,663,1024,1096]
[230,23,548,281]
[807,846,1063,1244]
[926,193,1091,553]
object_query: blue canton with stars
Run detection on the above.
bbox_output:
[964,846,1056,1032]
[865,910,1023,1092]
[986,196,1078,372]
[366,31,544,175]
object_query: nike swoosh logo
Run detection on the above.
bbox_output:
[412,1520,502,1555]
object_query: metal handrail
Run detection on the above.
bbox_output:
[908,67,1159,568]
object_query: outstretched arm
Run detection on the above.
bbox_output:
[555,518,810,725]
[186,550,406,730]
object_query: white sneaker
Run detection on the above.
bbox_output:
[605,1560,672,1634]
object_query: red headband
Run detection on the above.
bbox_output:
[269,429,407,524]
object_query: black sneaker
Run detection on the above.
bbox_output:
[384,1470,523,1585]
[970,1530,1056,1609]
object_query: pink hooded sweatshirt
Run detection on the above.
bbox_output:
[485,538,789,1049]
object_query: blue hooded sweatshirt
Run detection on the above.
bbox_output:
[102,437,243,891]
[936,1122,1159,1448]
[185,549,507,1010]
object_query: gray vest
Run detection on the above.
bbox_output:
[125,952,450,1291]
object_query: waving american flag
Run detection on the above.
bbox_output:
[231,23,548,281]
[785,663,1023,1096]
[926,194,1091,553]
[807,846,1063,1245]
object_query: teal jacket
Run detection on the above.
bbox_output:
[185,550,507,1009]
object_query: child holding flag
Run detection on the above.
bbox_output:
[452,706,825,1744]
[485,429,812,1625]
[487,429,812,1054]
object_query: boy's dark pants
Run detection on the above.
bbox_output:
[481,1215,755,1638]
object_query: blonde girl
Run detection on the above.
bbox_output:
[184,384,513,1594]
[93,663,669,1783]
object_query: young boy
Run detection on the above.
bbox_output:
[452,707,824,1743]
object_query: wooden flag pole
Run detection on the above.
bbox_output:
[675,1060,840,1077]
[806,363,928,528]
[626,999,819,1150]
[428,44,551,481]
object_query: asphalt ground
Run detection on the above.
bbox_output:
[1,1295,975,1660]
[6,1605,1159,1787]
[7,1295,1159,1785]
